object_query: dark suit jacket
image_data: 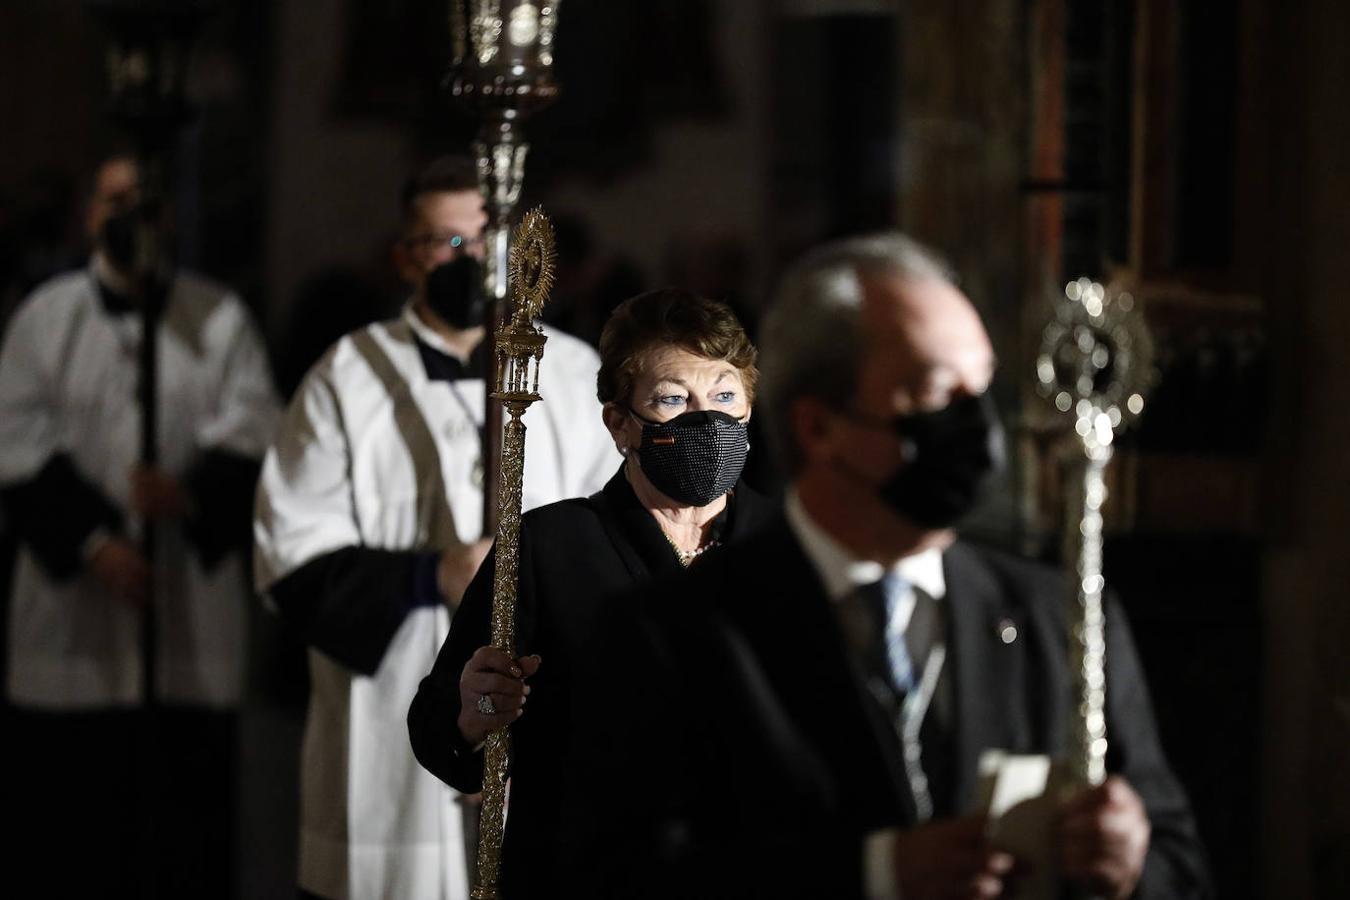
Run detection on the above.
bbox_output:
[575,516,1210,899]
[406,469,775,898]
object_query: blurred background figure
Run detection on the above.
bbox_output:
[253,156,617,900]
[0,153,279,897]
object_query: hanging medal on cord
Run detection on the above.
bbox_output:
[444,376,486,490]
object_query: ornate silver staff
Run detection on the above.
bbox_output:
[472,208,557,900]
[1036,278,1153,788]
[447,0,562,536]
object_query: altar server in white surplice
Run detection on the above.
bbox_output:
[253,155,618,900]
[0,154,280,898]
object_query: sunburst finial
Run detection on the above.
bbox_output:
[508,208,556,326]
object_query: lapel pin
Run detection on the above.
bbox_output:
[996,617,1018,645]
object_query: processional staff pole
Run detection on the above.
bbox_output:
[446,0,562,537]
[472,210,556,900]
[85,5,211,897]
[1035,278,1154,790]
[86,0,213,712]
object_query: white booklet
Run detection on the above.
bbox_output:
[974,750,1072,900]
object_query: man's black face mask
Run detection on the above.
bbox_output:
[424,255,486,330]
[872,393,1006,529]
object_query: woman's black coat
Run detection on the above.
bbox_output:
[407,468,775,896]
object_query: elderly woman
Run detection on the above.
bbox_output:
[407,288,771,895]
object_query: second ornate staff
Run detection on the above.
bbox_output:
[1036,278,1153,785]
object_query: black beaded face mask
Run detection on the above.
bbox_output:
[871,393,1006,529]
[629,408,749,507]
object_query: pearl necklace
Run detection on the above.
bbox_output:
[662,530,719,567]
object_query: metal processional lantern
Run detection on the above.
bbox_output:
[1036,277,1154,789]
[446,0,562,536]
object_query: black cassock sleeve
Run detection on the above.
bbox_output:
[1,453,124,579]
[268,545,442,676]
[181,448,262,571]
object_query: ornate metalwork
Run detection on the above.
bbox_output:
[447,0,562,232]
[507,2,539,47]
[506,208,556,321]
[472,210,556,900]
[472,139,529,300]
[1036,278,1153,788]
[537,4,557,67]
[470,0,503,66]
[447,1,565,540]
[450,0,559,91]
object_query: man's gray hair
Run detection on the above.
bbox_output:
[758,232,955,474]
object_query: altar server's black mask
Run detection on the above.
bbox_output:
[425,256,486,329]
[100,208,139,270]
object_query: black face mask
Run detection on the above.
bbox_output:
[100,209,139,270]
[631,408,749,507]
[424,256,486,329]
[871,393,1005,529]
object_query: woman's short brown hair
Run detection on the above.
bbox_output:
[596,288,758,407]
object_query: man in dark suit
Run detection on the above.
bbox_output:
[580,233,1208,899]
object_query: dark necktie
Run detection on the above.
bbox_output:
[852,573,950,821]
[851,572,916,699]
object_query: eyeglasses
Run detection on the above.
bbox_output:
[401,232,485,256]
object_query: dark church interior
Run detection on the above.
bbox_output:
[2,1,1347,898]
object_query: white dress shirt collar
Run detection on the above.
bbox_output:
[784,486,946,603]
